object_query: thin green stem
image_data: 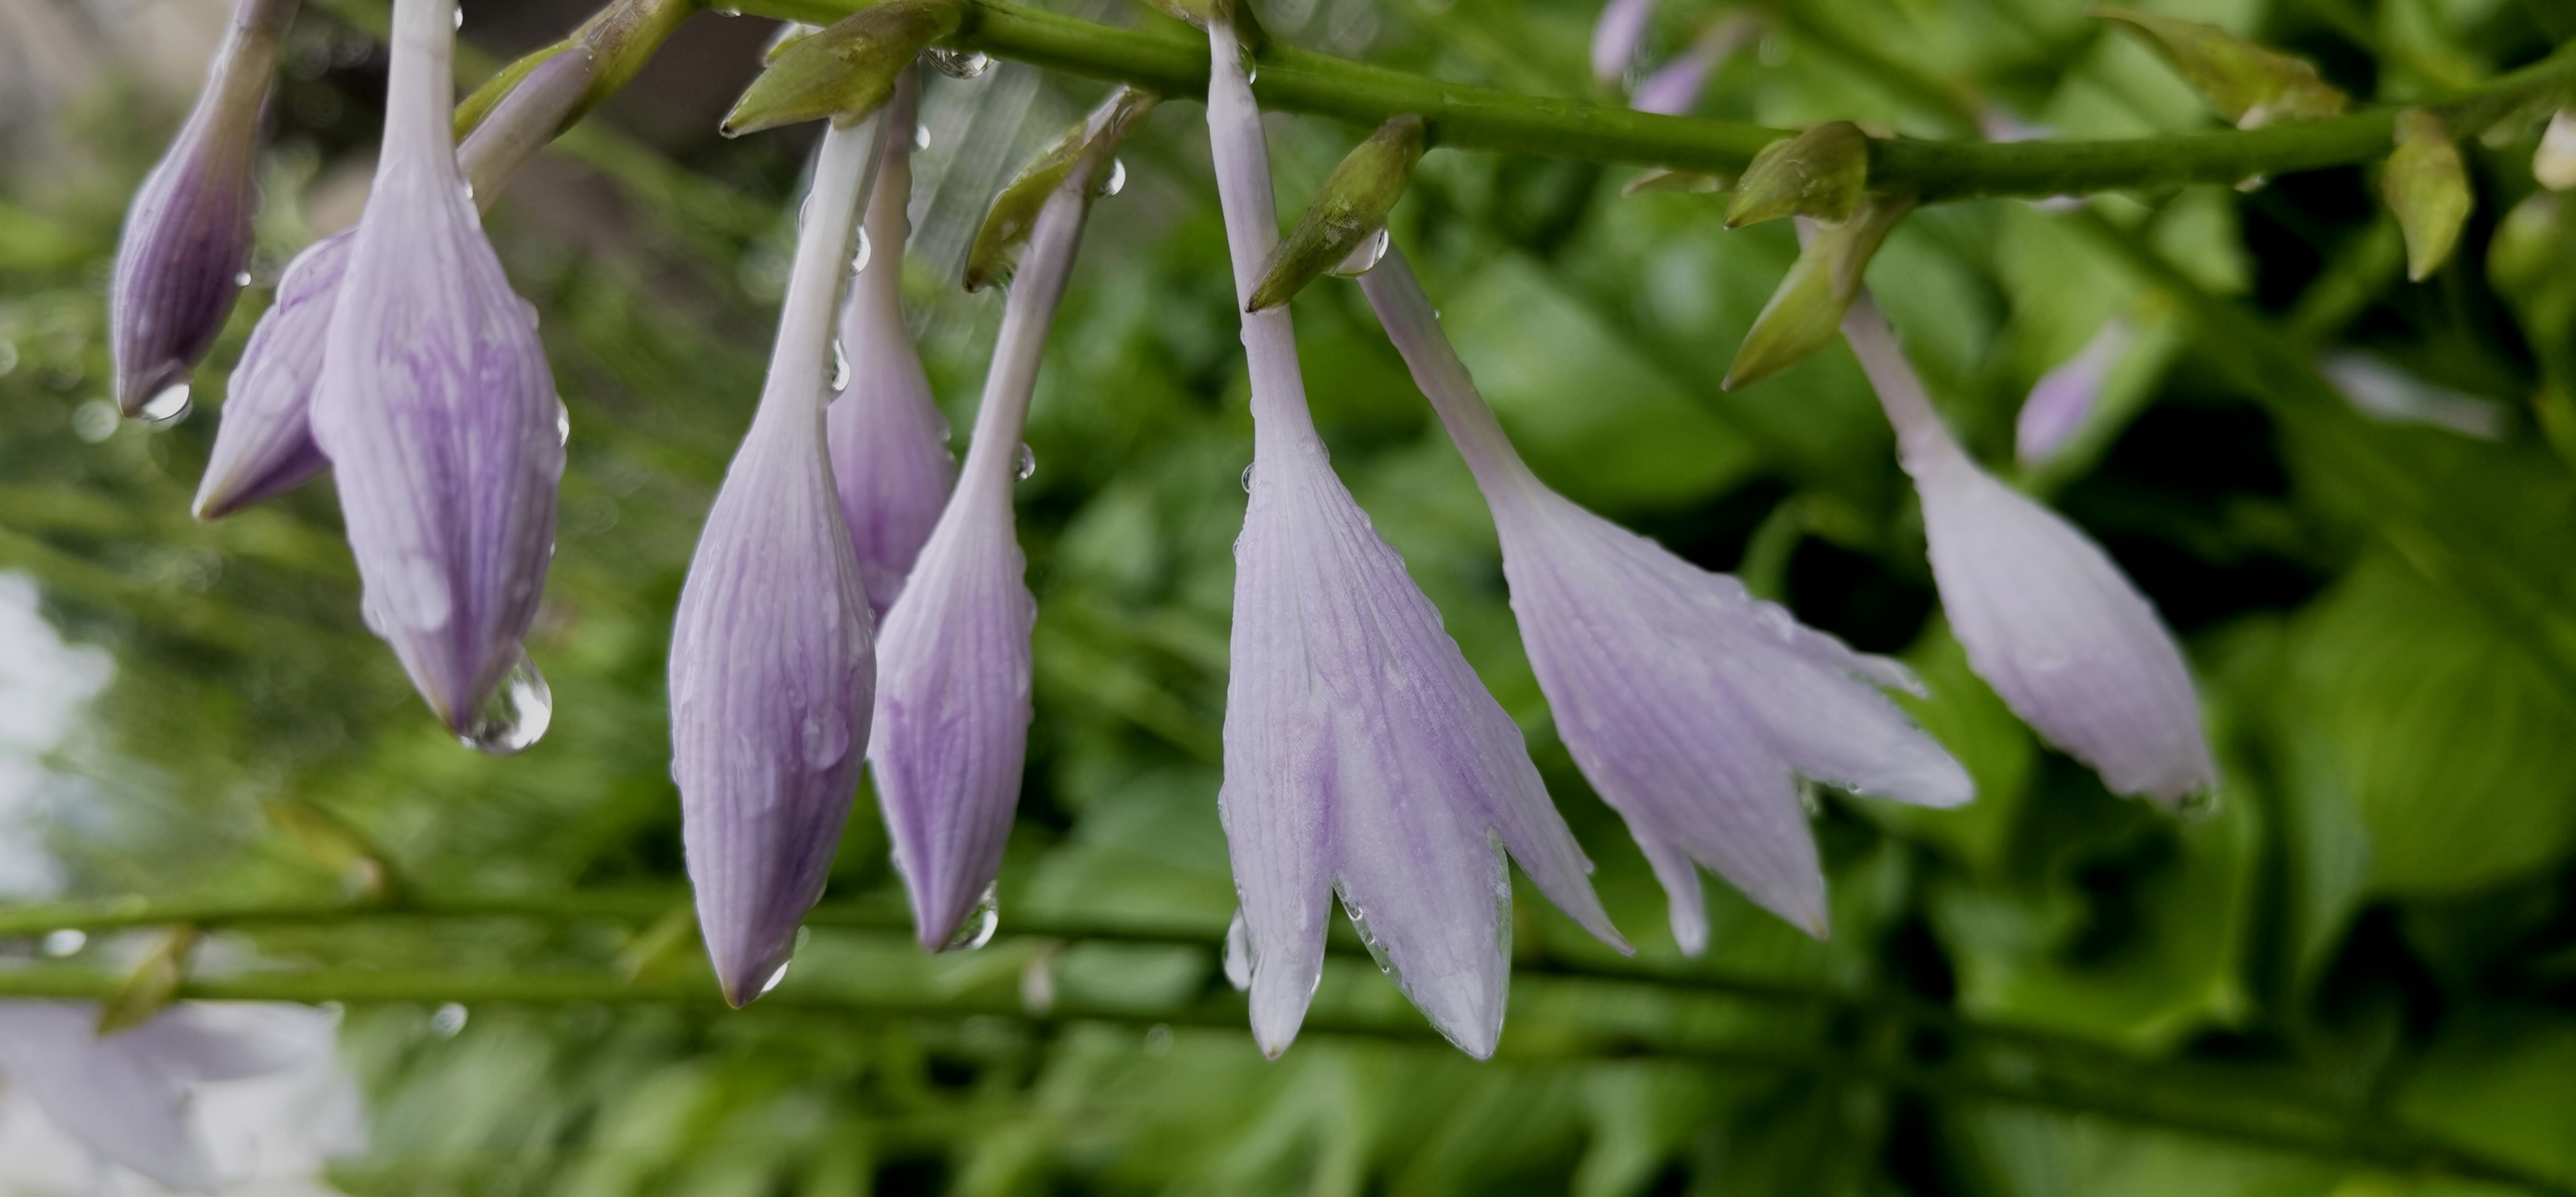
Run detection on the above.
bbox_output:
[728,0,2576,202]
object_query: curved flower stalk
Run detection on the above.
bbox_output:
[2015,316,2132,468]
[1845,301,2217,806]
[1359,248,1970,952]
[1206,14,1626,1060]
[309,0,565,746]
[109,0,296,419]
[672,113,889,1007]
[870,88,1148,951]
[828,71,957,621]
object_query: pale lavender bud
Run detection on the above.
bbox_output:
[109,0,296,418]
[1846,301,2216,807]
[2319,350,2507,439]
[1206,18,1627,1060]
[309,0,564,744]
[2015,317,2131,468]
[828,72,955,621]
[671,115,887,1007]
[1628,14,1757,117]
[1591,0,1655,86]
[1360,249,1969,952]
[192,230,343,520]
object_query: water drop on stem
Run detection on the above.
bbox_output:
[1016,443,1037,480]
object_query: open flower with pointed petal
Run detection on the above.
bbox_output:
[1360,248,1969,952]
[1846,301,2216,806]
[1205,16,1626,1060]
[829,72,956,621]
[109,0,296,418]
[2016,316,2131,468]
[673,112,889,1006]
[311,0,565,747]
[870,88,1148,951]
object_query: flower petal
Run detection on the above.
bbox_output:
[195,231,347,520]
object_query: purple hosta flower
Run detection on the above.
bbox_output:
[2319,350,2507,439]
[198,43,604,521]
[672,114,888,1005]
[1359,248,1970,951]
[1591,0,1655,86]
[829,74,956,621]
[309,0,564,747]
[1845,301,2216,806]
[109,0,297,419]
[1628,13,1758,117]
[2016,317,2131,468]
[1205,15,1626,1059]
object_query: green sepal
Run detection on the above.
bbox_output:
[965,87,1160,291]
[1247,116,1426,311]
[1725,122,1869,228]
[2091,6,2348,128]
[95,927,200,1036]
[1724,198,1914,390]
[2382,109,2471,282]
[456,40,570,140]
[723,0,964,136]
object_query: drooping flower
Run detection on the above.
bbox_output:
[870,89,1148,951]
[108,0,297,419]
[2015,316,2131,468]
[1204,14,1628,1060]
[1628,13,1758,117]
[671,113,888,1007]
[1591,0,1655,86]
[828,71,957,621]
[1359,247,1970,952]
[308,0,565,745]
[1845,300,2217,806]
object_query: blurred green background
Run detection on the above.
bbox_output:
[6,0,2576,1191]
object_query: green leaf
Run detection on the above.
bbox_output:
[2091,6,2350,128]
[2396,1010,2576,1185]
[2382,110,2470,281]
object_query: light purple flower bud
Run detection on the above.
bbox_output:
[193,230,345,520]
[1628,14,1757,117]
[1206,17,1627,1060]
[2015,317,2131,468]
[1360,249,1969,952]
[672,115,887,1007]
[109,0,296,418]
[1846,301,2216,807]
[309,0,564,742]
[2319,350,2507,439]
[1591,0,1656,86]
[828,74,956,621]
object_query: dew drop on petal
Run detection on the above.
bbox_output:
[914,123,932,150]
[944,884,1000,951]
[830,339,851,392]
[850,228,872,274]
[1240,462,1256,492]
[1016,443,1036,480]
[1221,910,1251,991]
[138,383,192,426]
[235,270,253,287]
[1098,158,1127,198]
[461,648,553,756]
[926,48,991,78]
[757,958,792,996]
[1330,228,1390,277]
[555,402,570,446]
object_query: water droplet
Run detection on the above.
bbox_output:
[2174,785,2223,822]
[1222,910,1251,991]
[1240,462,1257,492]
[460,648,552,755]
[71,400,119,443]
[830,339,851,392]
[757,958,792,996]
[926,48,991,79]
[430,1003,468,1036]
[554,401,570,446]
[944,884,999,951]
[452,7,463,30]
[138,382,192,425]
[799,707,850,770]
[1330,228,1391,277]
[1143,1023,1174,1053]
[41,930,84,957]
[1015,443,1036,480]
[1097,157,1127,198]
[235,270,253,287]
[519,297,541,331]
[850,228,872,273]
[914,123,931,150]
[1796,778,1823,817]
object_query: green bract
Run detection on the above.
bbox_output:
[965,86,1158,292]
[1248,116,1426,311]
[2382,109,2472,281]
[1725,122,1869,228]
[721,0,964,135]
[2092,6,2348,128]
[1724,198,1913,389]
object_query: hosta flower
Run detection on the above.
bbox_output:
[672,114,887,1006]
[1206,15,1626,1059]
[109,0,296,418]
[870,88,1144,950]
[1628,14,1757,117]
[1591,0,1655,86]
[1359,248,1970,951]
[2015,317,2130,468]
[828,73,957,620]
[309,0,564,743]
[1846,301,2216,805]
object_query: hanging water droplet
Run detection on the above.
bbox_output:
[234,270,253,287]
[944,884,1000,951]
[1097,157,1127,198]
[554,401,570,446]
[850,228,872,273]
[1240,462,1257,492]
[460,648,553,756]
[914,123,932,150]
[1330,228,1391,277]
[452,7,463,29]
[926,48,991,78]
[757,958,792,996]
[1222,910,1251,991]
[519,297,541,331]
[42,929,85,957]
[1015,443,1036,480]
[138,382,192,425]
[830,339,851,392]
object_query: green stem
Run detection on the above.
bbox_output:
[730,0,2576,202]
